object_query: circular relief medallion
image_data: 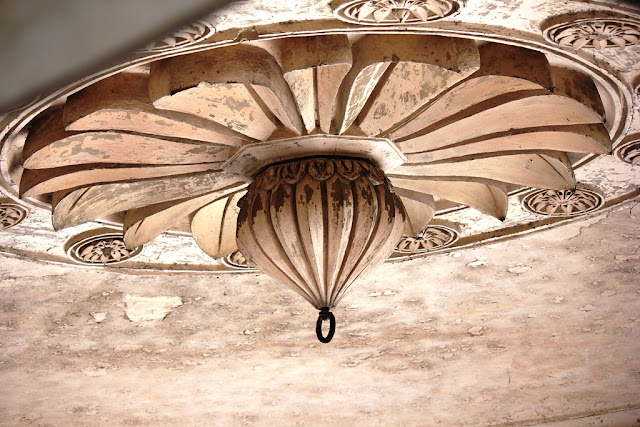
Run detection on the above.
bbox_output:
[614,139,640,166]
[221,250,256,270]
[334,0,459,25]
[0,203,28,230]
[522,186,604,217]
[67,232,142,265]
[395,224,459,254]
[545,18,640,50]
[137,21,215,53]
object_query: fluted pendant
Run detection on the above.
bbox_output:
[237,157,406,310]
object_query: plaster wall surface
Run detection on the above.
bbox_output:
[1,201,638,426]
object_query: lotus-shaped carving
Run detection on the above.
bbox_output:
[15,33,611,311]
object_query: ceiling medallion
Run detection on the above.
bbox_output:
[221,250,256,270]
[395,223,458,254]
[614,139,640,166]
[0,203,28,230]
[6,32,613,342]
[67,232,143,265]
[137,21,215,53]
[546,18,640,50]
[333,0,459,25]
[522,185,604,217]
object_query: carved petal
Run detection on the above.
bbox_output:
[335,35,480,135]
[24,132,230,168]
[389,75,548,141]
[398,194,436,236]
[123,186,247,248]
[149,44,304,138]
[189,191,246,258]
[396,95,603,154]
[281,35,353,133]
[391,152,575,190]
[63,72,245,145]
[20,163,221,197]
[404,124,611,163]
[391,177,509,220]
[52,171,243,230]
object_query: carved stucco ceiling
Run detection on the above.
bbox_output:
[0,0,638,308]
[0,0,639,422]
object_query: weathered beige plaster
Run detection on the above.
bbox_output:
[0,201,638,425]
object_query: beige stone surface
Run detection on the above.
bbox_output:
[0,201,638,426]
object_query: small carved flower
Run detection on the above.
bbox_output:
[78,238,132,264]
[553,21,640,50]
[396,225,457,253]
[523,188,603,216]
[346,0,454,24]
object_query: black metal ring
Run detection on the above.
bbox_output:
[315,308,336,343]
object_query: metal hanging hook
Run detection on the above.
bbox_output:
[315,307,336,343]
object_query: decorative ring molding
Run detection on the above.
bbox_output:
[544,17,640,51]
[333,0,459,25]
[0,203,28,230]
[521,185,604,217]
[66,231,143,265]
[137,21,215,53]
[395,222,459,254]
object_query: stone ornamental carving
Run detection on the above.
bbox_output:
[614,139,640,165]
[334,0,458,25]
[221,250,256,270]
[237,157,406,312]
[68,233,143,265]
[547,19,640,50]
[4,32,613,342]
[396,224,458,254]
[522,186,604,217]
[138,21,214,53]
[0,203,28,230]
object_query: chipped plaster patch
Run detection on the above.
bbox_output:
[123,295,182,325]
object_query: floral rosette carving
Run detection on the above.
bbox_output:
[547,18,640,50]
[395,224,458,253]
[522,186,604,217]
[334,0,458,25]
[68,233,143,265]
